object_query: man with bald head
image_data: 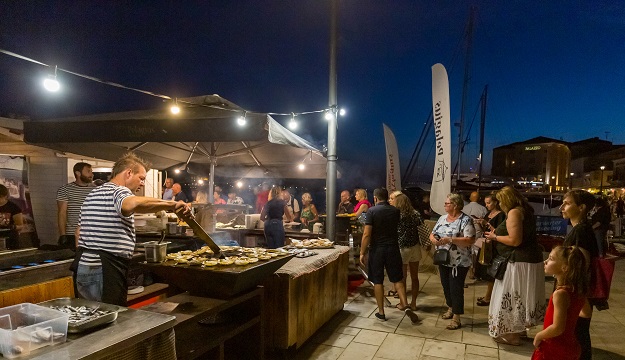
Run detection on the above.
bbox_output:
[462,191,487,219]
[338,190,355,214]
[172,183,189,202]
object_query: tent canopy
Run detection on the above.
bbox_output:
[24,95,331,179]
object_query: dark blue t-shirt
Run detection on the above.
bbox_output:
[264,199,286,220]
[364,201,400,247]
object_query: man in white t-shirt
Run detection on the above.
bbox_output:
[281,189,300,221]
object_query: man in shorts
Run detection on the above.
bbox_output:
[360,188,418,323]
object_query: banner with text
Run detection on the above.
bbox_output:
[383,123,401,192]
[430,63,452,216]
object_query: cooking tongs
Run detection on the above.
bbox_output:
[175,208,225,259]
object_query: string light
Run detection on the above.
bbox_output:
[237,111,247,126]
[174,169,181,174]
[198,179,204,185]
[324,110,335,121]
[298,163,305,171]
[288,113,297,130]
[1,48,349,126]
[170,98,180,115]
[236,181,243,188]
[43,65,60,92]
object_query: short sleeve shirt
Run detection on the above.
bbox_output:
[364,201,400,247]
[432,213,475,267]
[56,182,96,234]
[78,183,135,266]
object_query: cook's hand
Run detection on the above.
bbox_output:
[174,201,193,218]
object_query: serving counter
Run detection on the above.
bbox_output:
[21,306,176,359]
[261,246,349,351]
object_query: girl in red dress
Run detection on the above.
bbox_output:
[532,245,589,360]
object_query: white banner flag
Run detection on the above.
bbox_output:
[431,63,452,216]
[383,123,401,192]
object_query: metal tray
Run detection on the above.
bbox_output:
[141,254,294,299]
[38,298,122,333]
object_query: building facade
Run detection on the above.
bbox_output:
[492,137,570,192]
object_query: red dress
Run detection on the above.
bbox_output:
[532,287,585,360]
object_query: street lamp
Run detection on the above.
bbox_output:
[600,166,605,195]
[569,172,574,190]
[551,175,556,193]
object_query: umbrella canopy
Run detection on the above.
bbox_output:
[23,95,331,179]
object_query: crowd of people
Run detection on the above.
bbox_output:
[352,186,612,359]
[54,154,615,358]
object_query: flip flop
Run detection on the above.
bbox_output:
[387,290,398,297]
[395,303,408,311]
[493,336,521,346]
[476,298,490,306]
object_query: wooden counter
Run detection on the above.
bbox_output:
[261,246,349,351]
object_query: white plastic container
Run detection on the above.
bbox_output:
[0,303,69,358]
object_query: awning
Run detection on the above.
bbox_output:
[23,95,332,179]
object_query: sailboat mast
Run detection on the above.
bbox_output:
[477,85,488,192]
[456,6,475,186]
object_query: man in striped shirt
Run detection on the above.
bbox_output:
[56,162,94,250]
[74,153,191,306]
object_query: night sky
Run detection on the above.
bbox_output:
[1,1,624,190]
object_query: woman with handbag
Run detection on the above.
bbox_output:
[474,192,506,306]
[429,193,475,330]
[560,190,600,360]
[484,186,545,346]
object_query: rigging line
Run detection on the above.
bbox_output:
[410,116,434,182]
[406,6,473,184]
[451,94,482,176]
[403,110,433,184]
[416,138,435,182]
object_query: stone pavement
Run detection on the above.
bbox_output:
[295,259,625,360]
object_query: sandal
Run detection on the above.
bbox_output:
[446,318,461,330]
[387,290,398,298]
[441,308,453,320]
[395,303,408,311]
[476,298,490,306]
[493,336,521,346]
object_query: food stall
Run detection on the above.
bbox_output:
[2,95,349,358]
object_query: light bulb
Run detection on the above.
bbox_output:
[174,169,180,174]
[170,105,180,114]
[237,116,247,126]
[43,77,60,92]
[236,181,243,188]
[324,111,334,121]
[198,179,204,185]
[339,108,346,116]
[288,119,298,130]
[298,163,305,170]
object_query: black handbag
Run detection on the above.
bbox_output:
[487,254,509,280]
[433,248,450,265]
